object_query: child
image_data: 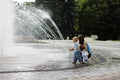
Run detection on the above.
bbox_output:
[80,45,88,63]
[70,37,81,65]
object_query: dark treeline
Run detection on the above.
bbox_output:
[35,0,120,40]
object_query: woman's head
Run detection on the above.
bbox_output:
[78,35,84,44]
[72,37,78,43]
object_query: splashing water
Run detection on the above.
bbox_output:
[14,4,64,40]
[0,1,68,56]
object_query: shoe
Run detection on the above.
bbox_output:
[85,59,88,62]
[72,62,76,65]
[80,62,86,64]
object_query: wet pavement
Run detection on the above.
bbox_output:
[0,40,120,80]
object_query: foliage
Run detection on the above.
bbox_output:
[34,0,120,40]
[76,0,120,40]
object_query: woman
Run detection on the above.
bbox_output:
[78,35,92,59]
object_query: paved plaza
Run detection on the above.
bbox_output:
[0,40,120,80]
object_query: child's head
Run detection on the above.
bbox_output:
[72,37,78,43]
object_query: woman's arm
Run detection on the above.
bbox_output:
[83,41,88,51]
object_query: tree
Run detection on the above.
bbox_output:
[76,0,120,40]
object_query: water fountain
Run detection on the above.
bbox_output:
[0,0,14,55]
[0,0,69,56]
[14,4,64,40]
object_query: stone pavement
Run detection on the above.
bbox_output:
[0,40,120,80]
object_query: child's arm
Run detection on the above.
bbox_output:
[69,47,74,51]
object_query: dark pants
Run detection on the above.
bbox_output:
[88,52,91,58]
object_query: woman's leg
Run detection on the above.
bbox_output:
[88,52,91,58]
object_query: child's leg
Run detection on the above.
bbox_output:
[73,52,77,63]
[82,55,86,63]
[77,51,83,62]
[82,55,88,63]
[84,55,88,62]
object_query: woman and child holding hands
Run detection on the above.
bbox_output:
[69,35,92,65]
